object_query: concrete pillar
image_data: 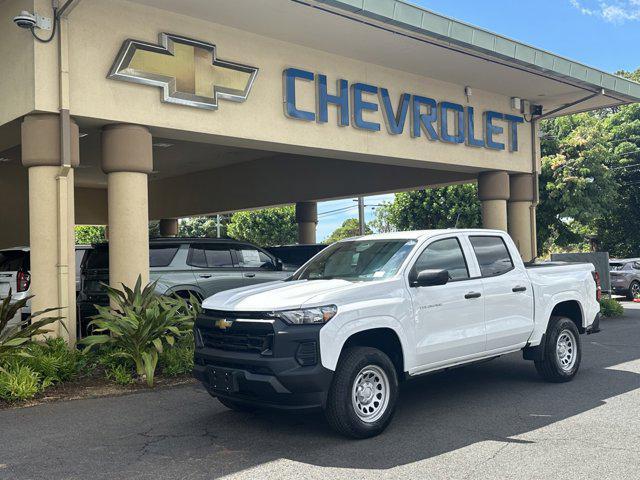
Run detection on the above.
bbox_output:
[21,114,79,345]
[159,219,179,237]
[295,202,318,244]
[478,171,509,231]
[101,124,153,290]
[508,173,536,262]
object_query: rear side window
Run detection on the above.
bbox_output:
[413,238,469,280]
[0,251,30,272]
[188,244,234,268]
[469,236,514,277]
[150,244,180,267]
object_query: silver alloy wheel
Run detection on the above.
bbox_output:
[352,365,389,423]
[631,282,640,297]
[556,329,577,371]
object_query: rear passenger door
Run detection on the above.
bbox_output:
[149,244,198,294]
[467,235,534,352]
[234,245,284,286]
[188,243,245,298]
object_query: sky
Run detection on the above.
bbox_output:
[315,0,640,241]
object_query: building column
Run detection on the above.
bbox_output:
[295,202,317,244]
[101,124,153,290]
[159,219,178,237]
[478,171,509,231]
[508,173,536,262]
[21,114,79,345]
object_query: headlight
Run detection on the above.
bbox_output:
[274,305,337,325]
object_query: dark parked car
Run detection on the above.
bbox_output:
[77,238,287,336]
[265,244,327,271]
[610,258,640,299]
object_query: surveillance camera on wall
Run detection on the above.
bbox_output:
[12,10,52,30]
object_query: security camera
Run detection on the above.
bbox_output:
[13,11,37,29]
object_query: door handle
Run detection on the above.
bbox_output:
[512,285,527,292]
[244,273,256,278]
[464,291,481,299]
[199,274,212,279]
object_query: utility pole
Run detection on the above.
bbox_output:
[357,196,365,235]
[216,214,221,238]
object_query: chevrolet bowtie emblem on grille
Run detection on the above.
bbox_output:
[108,33,258,110]
[214,319,234,330]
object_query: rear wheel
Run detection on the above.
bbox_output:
[535,316,581,382]
[325,347,398,439]
[627,281,640,300]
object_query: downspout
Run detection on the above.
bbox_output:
[530,120,539,260]
[55,0,81,344]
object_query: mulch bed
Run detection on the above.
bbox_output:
[0,374,197,410]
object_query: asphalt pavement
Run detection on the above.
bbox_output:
[1,303,639,480]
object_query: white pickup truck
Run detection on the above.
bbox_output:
[194,229,601,438]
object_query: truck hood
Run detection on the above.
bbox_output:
[201,279,355,311]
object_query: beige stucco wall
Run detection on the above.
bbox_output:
[0,0,36,126]
[34,0,534,174]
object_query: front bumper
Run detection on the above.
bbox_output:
[193,310,333,411]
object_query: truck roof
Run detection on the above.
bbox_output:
[346,229,507,242]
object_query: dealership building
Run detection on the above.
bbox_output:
[1,0,639,343]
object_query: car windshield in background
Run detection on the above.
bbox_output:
[293,239,416,282]
[0,251,30,272]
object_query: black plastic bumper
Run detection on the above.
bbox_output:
[587,313,601,334]
[193,311,333,411]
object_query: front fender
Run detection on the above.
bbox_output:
[319,313,412,372]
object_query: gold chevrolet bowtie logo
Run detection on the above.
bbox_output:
[214,319,234,330]
[108,33,258,110]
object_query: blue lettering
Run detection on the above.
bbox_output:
[352,83,380,131]
[411,96,439,140]
[379,89,410,135]
[485,111,505,150]
[317,74,349,126]
[283,68,315,121]
[466,107,485,148]
[504,114,524,151]
[440,102,465,144]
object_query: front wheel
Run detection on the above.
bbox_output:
[325,347,398,439]
[535,316,582,382]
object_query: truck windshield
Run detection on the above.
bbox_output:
[292,239,416,282]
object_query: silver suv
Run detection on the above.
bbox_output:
[610,258,640,300]
[77,238,290,335]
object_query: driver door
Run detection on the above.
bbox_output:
[408,236,486,371]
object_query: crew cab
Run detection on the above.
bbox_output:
[193,230,601,438]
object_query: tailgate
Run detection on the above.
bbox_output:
[0,272,16,298]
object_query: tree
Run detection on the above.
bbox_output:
[179,216,227,238]
[372,185,481,233]
[75,225,106,245]
[325,218,372,243]
[226,206,297,246]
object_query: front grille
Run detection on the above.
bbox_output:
[197,310,275,355]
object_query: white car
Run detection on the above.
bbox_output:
[194,229,601,438]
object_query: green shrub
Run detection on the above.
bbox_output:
[80,276,196,387]
[24,338,81,386]
[0,363,41,402]
[106,364,134,386]
[600,297,624,317]
[159,334,194,376]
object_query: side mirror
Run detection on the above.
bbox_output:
[275,259,284,271]
[411,269,449,287]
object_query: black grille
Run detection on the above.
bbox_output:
[197,310,274,355]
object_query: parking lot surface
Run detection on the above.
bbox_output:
[2,304,639,480]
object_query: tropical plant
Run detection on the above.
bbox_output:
[159,333,194,376]
[0,290,62,363]
[79,276,195,387]
[24,338,81,387]
[0,362,41,402]
[599,297,624,318]
[105,363,135,386]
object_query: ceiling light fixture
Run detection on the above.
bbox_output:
[152,142,173,148]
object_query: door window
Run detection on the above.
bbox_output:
[188,244,234,268]
[150,244,180,267]
[413,238,469,280]
[469,236,514,277]
[236,247,275,270]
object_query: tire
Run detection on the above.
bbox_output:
[325,347,399,439]
[535,316,582,383]
[216,395,258,413]
[626,281,640,301]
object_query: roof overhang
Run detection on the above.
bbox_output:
[129,0,640,118]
